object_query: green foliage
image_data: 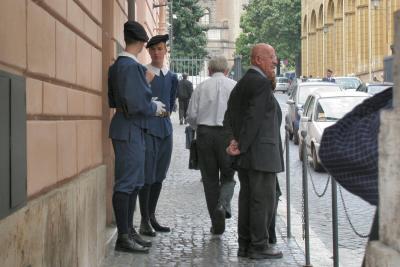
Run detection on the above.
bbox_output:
[171,0,208,75]
[235,0,301,68]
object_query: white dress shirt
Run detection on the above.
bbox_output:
[187,72,237,128]
[146,64,169,76]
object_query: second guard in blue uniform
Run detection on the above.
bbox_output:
[138,34,178,236]
[108,21,166,253]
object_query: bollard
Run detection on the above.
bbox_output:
[285,125,291,239]
[332,179,339,267]
[301,131,312,267]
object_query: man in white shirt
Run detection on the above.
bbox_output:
[187,56,236,235]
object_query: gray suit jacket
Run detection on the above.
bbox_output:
[224,69,284,172]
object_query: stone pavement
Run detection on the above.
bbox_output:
[101,113,306,267]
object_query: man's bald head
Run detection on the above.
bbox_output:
[250,43,277,80]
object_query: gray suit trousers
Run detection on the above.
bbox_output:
[238,169,277,249]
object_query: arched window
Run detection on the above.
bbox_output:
[303,16,308,35]
[310,10,317,32]
[318,4,324,27]
[327,0,335,23]
[200,9,210,25]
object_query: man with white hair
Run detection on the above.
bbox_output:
[224,43,284,259]
[187,56,236,235]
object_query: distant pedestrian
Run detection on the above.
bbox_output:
[177,73,193,124]
[187,56,236,235]
[108,20,166,254]
[139,34,178,237]
[224,43,284,260]
[322,69,335,82]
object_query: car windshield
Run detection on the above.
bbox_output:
[277,77,289,83]
[368,85,391,95]
[298,85,340,105]
[315,96,368,121]
[335,78,362,90]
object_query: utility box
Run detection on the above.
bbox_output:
[0,70,27,220]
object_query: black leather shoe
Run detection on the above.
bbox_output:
[248,246,283,259]
[115,234,149,253]
[129,228,152,247]
[139,220,156,237]
[237,247,248,257]
[150,215,170,232]
[212,204,226,235]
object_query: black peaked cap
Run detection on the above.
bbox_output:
[146,34,169,48]
[124,21,149,42]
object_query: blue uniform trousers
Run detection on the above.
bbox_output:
[112,123,146,193]
[144,133,173,185]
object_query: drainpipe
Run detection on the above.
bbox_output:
[128,0,135,20]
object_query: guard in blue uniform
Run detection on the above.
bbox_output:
[108,21,166,253]
[138,34,178,236]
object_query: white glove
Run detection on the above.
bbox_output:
[153,100,166,116]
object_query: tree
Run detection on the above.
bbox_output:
[171,0,208,75]
[235,0,301,69]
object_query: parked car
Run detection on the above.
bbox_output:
[285,82,342,145]
[287,78,301,96]
[298,91,370,171]
[334,76,362,91]
[275,76,290,93]
[356,82,393,95]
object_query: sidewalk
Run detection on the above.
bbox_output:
[101,114,306,267]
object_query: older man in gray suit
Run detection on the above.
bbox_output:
[224,43,284,259]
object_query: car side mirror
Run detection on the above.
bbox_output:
[287,99,295,105]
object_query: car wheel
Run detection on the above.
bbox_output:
[311,146,323,172]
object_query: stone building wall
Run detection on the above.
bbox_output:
[302,0,400,80]
[0,0,166,266]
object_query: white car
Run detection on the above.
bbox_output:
[275,77,290,93]
[335,76,362,91]
[298,91,370,171]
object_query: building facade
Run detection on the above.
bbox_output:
[198,0,248,66]
[0,0,166,266]
[301,0,400,81]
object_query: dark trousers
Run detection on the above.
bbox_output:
[238,169,277,250]
[178,99,189,121]
[196,125,235,223]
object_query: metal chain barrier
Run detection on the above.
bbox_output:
[338,185,370,238]
[305,162,331,198]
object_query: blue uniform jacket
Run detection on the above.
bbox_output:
[145,70,178,138]
[108,56,156,141]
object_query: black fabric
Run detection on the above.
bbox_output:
[319,88,392,205]
[177,80,193,100]
[188,139,199,170]
[196,125,235,221]
[149,182,162,216]
[128,189,138,229]
[237,169,276,249]
[268,179,282,243]
[139,184,150,221]
[178,99,190,121]
[112,192,130,234]
[124,20,149,42]
[223,69,284,172]
[146,34,169,48]
[185,126,195,149]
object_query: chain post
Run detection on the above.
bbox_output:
[285,126,291,239]
[301,131,312,267]
[332,178,339,267]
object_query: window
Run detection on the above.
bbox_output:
[200,9,210,25]
[207,29,221,40]
[0,70,27,220]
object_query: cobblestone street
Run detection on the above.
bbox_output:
[101,93,375,267]
[101,111,306,267]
